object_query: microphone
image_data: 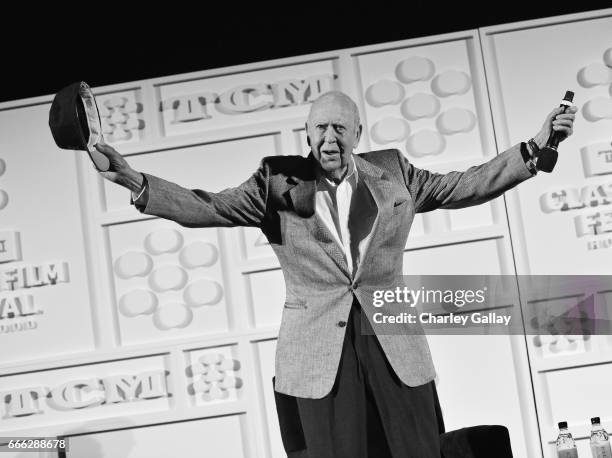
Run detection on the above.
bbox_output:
[536,90,574,173]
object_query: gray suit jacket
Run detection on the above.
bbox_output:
[137,145,532,398]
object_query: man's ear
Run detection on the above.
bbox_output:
[305,122,311,146]
[355,124,363,146]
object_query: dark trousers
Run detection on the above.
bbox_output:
[276,296,445,458]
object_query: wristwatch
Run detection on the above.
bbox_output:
[521,140,538,175]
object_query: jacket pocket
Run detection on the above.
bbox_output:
[283,301,308,309]
[392,199,409,214]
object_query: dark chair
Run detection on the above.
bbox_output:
[273,378,514,457]
[440,425,514,458]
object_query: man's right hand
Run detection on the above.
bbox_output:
[94,141,143,192]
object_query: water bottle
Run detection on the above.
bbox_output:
[590,417,612,458]
[557,421,579,458]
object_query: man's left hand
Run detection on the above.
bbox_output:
[532,105,578,148]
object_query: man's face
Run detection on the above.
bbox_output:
[306,96,362,178]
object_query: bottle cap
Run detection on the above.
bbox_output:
[591,417,601,424]
[559,421,568,429]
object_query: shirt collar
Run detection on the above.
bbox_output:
[315,154,358,187]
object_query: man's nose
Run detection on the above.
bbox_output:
[323,126,336,143]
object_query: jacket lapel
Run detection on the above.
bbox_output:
[286,153,351,279]
[352,154,395,283]
[287,176,316,218]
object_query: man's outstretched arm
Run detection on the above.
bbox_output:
[94,142,268,228]
[399,105,577,213]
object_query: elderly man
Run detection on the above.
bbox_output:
[96,91,576,457]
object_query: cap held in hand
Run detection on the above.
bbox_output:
[48,81,110,172]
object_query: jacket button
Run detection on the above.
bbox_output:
[337,321,347,328]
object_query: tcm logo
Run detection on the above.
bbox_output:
[161,74,334,123]
[1,370,168,418]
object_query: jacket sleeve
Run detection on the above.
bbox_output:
[396,144,534,213]
[133,159,269,228]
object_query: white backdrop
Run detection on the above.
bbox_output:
[0,8,610,458]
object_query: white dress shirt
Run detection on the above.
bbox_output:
[315,155,377,278]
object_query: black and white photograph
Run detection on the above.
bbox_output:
[0,4,611,457]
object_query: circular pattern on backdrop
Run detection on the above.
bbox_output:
[431,70,471,97]
[148,265,188,292]
[395,56,435,83]
[370,118,410,144]
[203,367,224,383]
[104,96,128,109]
[126,117,145,130]
[219,376,240,390]
[577,63,612,88]
[179,241,218,269]
[124,100,141,113]
[217,357,237,372]
[111,130,132,141]
[582,97,612,121]
[114,251,153,279]
[203,386,227,402]
[400,93,440,120]
[0,159,7,210]
[604,48,612,67]
[153,302,193,330]
[192,379,211,393]
[436,108,477,135]
[101,120,114,135]
[365,80,405,107]
[119,289,158,317]
[110,111,129,125]
[201,353,223,366]
[144,228,184,255]
[406,130,446,157]
[184,279,224,307]
[190,353,242,401]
